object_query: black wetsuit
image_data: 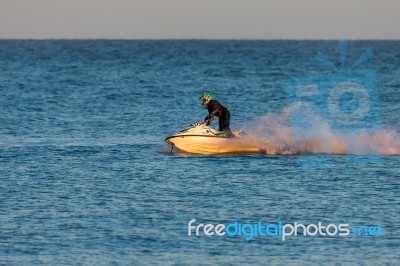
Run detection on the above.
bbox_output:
[204,100,231,133]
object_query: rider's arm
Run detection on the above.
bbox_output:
[208,101,221,118]
[204,101,220,125]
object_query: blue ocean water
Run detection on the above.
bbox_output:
[0,40,399,265]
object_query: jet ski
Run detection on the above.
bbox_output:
[165,122,269,155]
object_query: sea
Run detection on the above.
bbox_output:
[0,40,399,265]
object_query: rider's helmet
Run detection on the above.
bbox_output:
[200,93,212,107]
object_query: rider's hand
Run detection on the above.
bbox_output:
[205,116,213,126]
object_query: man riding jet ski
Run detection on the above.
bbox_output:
[200,93,233,137]
[165,93,267,154]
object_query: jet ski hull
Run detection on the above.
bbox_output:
[165,122,272,155]
[165,134,264,155]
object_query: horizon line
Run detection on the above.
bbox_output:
[1,38,400,41]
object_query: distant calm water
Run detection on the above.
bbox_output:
[0,40,399,265]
